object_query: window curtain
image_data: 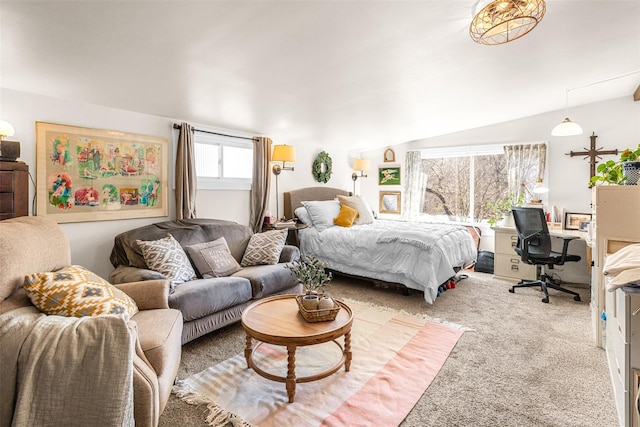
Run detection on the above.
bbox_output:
[504,143,547,202]
[249,136,272,232]
[176,122,197,219]
[402,150,427,221]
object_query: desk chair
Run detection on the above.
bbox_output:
[509,207,582,303]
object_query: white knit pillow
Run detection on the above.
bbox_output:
[240,229,287,267]
[136,234,196,289]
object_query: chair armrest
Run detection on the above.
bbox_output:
[279,245,301,263]
[114,280,170,310]
[558,235,580,265]
[519,231,543,262]
[110,265,166,284]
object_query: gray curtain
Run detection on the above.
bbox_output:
[402,150,426,221]
[176,122,197,219]
[504,143,547,203]
[249,137,272,232]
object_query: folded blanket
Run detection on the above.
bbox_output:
[0,306,135,427]
[603,244,640,292]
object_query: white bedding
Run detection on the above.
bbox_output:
[298,219,477,303]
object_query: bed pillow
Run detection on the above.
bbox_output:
[136,234,197,289]
[241,229,288,266]
[185,237,242,278]
[302,200,342,232]
[337,195,375,225]
[334,203,359,227]
[24,265,138,319]
[295,206,314,226]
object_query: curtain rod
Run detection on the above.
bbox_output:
[172,123,257,141]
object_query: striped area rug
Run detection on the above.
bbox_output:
[173,300,465,427]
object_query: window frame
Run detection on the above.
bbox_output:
[194,132,254,191]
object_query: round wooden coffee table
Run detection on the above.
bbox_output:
[241,294,353,403]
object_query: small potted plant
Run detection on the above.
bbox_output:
[486,193,524,227]
[285,256,333,311]
[590,143,640,186]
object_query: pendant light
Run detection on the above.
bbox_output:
[470,0,546,45]
[551,89,583,136]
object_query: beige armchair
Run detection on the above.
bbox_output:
[0,216,183,427]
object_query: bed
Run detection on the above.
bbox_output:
[283,187,479,304]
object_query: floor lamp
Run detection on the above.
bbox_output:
[272,144,296,220]
[351,158,370,195]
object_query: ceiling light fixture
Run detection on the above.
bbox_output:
[470,0,546,46]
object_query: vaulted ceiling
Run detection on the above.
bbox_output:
[1,1,639,150]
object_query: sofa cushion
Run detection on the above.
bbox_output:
[168,277,252,322]
[185,237,242,278]
[240,229,287,267]
[136,234,197,289]
[233,264,298,299]
[23,265,138,319]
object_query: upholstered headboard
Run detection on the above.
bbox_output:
[283,187,351,220]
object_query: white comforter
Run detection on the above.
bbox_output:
[298,219,477,303]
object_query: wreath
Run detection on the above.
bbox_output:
[312,151,333,183]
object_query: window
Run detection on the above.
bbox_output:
[418,143,544,223]
[194,132,253,190]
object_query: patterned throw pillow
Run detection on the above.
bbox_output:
[136,234,196,289]
[24,265,138,319]
[185,237,242,278]
[240,229,287,267]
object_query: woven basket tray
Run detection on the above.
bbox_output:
[295,295,340,322]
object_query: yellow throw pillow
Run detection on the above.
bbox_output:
[334,203,359,227]
[24,265,138,319]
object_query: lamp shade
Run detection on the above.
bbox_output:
[353,158,371,172]
[551,118,583,136]
[0,120,15,140]
[469,0,546,45]
[532,179,549,194]
[272,144,296,162]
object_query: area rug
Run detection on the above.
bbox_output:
[173,300,465,427]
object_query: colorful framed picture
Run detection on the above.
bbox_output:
[563,212,592,231]
[379,191,401,214]
[36,122,168,223]
[378,167,401,185]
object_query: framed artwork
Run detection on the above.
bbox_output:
[378,166,401,185]
[563,212,592,231]
[379,191,401,214]
[36,122,168,223]
[383,148,395,163]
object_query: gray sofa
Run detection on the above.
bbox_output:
[109,218,301,344]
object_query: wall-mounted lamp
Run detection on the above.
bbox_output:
[351,158,371,195]
[272,144,296,220]
[0,120,20,161]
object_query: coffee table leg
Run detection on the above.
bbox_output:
[244,335,252,369]
[286,344,296,403]
[345,330,352,372]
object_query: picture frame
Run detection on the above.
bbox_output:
[379,191,401,214]
[378,166,401,185]
[36,122,168,223]
[383,148,395,163]
[563,212,592,231]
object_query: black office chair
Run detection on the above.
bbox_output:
[509,207,582,303]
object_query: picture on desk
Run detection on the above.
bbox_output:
[564,212,592,231]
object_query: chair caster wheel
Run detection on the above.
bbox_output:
[542,297,549,303]
[574,295,581,301]
[509,288,515,294]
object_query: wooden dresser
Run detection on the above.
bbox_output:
[0,161,29,220]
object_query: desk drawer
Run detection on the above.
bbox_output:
[495,232,519,254]
[494,253,537,280]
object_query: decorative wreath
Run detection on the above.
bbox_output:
[312,151,333,183]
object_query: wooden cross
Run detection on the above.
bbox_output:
[566,132,618,180]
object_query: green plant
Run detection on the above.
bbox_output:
[285,256,332,296]
[486,192,524,226]
[590,143,640,186]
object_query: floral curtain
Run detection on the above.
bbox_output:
[402,150,427,220]
[249,137,272,232]
[504,143,547,203]
[175,122,197,219]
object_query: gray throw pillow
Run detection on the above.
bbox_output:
[185,237,242,278]
[136,233,197,289]
[240,229,287,267]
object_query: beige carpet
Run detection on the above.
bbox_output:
[173,300,464,426]
[160,271,618,427]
